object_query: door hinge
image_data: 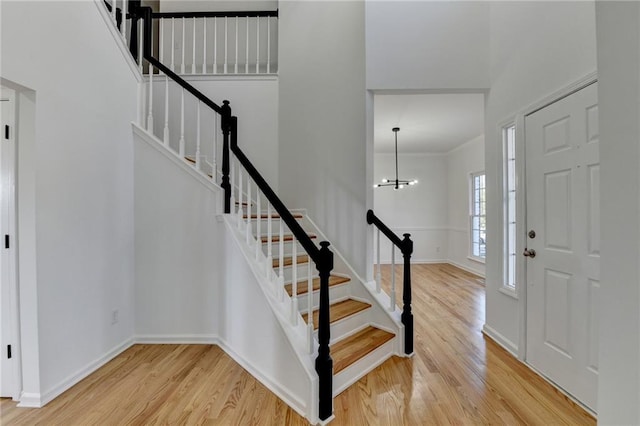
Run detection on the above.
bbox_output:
[4,125,9,140]
[7,345,11,359]
[4,235,9,249]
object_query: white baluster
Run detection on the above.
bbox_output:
[179,88,185,157]
[256,192,262,260]
[192,17,196,74]
[163,76,169,146]
[267,17,271,74]
[213,17,218,74]
[307,262,313,353]
[224,17,228,74]
[279,220,284,281]
[245,17,249,74]
[137,82,144,126]
[122,0,127,43]
[266,202,273,277]
[196,101,201,170]
[171,18,175,72]
[246,179,252,245]
[181,17,186,74]
[147,63,154,132]
[256,16,260,73]
[111,0,116,23]
[230,158,236,208]
[202,18,207,74]
[159,18,164,66]
[212,113,217,181]
[138,20,143,74]
[390,246,396,311]
[291,238,298,325]
[237,167,243,228]
[376,229,381,293]
[234,16,239,74]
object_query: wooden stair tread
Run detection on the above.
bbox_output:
[285,275,350,296]
[301,299,371,330]
[243,213,304,219]
[331,326,395,374]
[261,233,316,244]
[272,255,309,268]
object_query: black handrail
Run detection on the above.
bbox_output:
[137,6,333,421]
[151,10,278,19]
[366,209,414,355]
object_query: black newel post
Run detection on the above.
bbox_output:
[220,101,232,214]
[401,233,414,355]
[129,0,141,60]
[315,241,334,421]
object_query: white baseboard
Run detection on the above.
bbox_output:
[482,324,518,357]
[134,334,219,345]
[216,338,309,422]
[377,258,448,265]
[447,259,485,278]
[17,392,42,408]
[36,337,135,407]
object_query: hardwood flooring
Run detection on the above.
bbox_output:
[0,264,595,425]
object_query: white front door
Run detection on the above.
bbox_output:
[0,87,18,398]
[525,82,599,411]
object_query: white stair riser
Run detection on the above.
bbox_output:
[261,240,317,258]
[297,283,350,312]
[277,264,314,282]
[309,308,373,343]
[332,338,396,397]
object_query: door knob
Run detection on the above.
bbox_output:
[523,248,536,258]
[528,230,536,239]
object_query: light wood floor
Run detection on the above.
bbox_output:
[0,264,595,425]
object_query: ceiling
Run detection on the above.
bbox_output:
[374,93,485,154]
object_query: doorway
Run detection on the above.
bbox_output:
[0,86,19,399]
[524,81,599,411]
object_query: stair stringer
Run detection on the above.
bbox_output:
[221,215,321,424]
[296,211,406,395]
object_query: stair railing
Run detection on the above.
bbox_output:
[129,5,335,422]
[366,209,414,355]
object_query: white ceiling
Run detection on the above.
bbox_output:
[374,93,485,154]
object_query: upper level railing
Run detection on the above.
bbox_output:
[367,209,414,355]
[106,2,333,421]
[104,0,278,75]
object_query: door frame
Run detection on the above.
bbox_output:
[518,71,598,363]
[0,86,21,400]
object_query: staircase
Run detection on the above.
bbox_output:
[102,1,410,423]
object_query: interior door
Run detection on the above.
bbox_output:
[525,82,599,411]
[1,87,17,398]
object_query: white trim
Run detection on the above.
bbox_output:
[447,260,485,278]
[33,338,134,408]
[132,122,222,194]
[449,227,467,233]
[482,324,518,357]
[499,285,518,299]
[467,255,485,264]
[134,335,218,345]
[94,0,142,83]
[177,74,278,83]
[17,392,42,408]
[215,339,310,422]
[523,71,597,118]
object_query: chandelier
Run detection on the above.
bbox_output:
[374,127,418,190]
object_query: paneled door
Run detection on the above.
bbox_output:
[525,82,599,411]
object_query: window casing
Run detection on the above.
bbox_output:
[470,172,486,261]
[504,124,517,290]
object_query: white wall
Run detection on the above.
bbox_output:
[149,77,279,189]
[447,135,485,276]
[373,153,448,263]
[0,1,138,404]
[484,1,596,351]
[278,1,368,277]
[594,3,640,423]
[133,129,222,337]
[366,1,490,90]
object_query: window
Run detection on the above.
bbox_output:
[504,124,517,290]
[470,172,486,260]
